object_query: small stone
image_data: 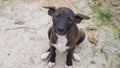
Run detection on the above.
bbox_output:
[90,60,96,64]
[3,0,8,1]
[87,26,98,30]
[15,21,25,25]
[103,40,110,45]
[117,53,120,57]
[116,64,120,68]
[7,53,10,56]
[29,57,35,64]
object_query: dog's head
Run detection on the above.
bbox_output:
[44,6,90,35]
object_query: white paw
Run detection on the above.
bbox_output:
[41,52,50,60]
[48,62,55,67]
[73,53,80,61]
[65,64,72,68]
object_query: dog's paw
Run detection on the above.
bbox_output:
[41,52,50,60]
[48,61,55,67]
[73,53,80,61]
[65,64,72,68]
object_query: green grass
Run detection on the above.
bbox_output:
[109,24,120,39]
[100,46,104,53]
[87,2,113,23]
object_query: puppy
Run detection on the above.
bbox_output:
[41,6,90,68]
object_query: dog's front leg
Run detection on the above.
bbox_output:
[65,49,74,68]
[48,46,56,67]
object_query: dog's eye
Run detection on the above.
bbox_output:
[54,13,60,17]
[68,17,73,22]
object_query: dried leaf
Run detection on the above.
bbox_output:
[88,31,97,45]
[102,64,107,68]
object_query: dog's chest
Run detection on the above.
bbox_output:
[51,35,69,52]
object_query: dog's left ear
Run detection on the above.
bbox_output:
[74,13,90,23]
[44,6,56,16]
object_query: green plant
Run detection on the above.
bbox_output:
[88,2,113,22]
[109,23,120,39]
[100,46,104,53]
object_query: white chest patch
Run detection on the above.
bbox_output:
[51,34,69,52]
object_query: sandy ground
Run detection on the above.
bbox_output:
[0,0,120,68]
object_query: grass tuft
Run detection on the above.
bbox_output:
[88,2,112,22]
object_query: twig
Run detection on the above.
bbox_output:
[5,27,38,31]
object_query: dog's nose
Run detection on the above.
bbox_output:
[57,28,64,32]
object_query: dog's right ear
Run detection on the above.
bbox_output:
[44,6,56,16]
[74,13,90,23]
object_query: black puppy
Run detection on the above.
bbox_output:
[41,6,90,68]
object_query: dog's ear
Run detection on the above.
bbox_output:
[74,13,90,23]
[44,6,56,16]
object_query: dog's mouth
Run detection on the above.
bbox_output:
[54,28,66,35]
[55,30,66,35]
